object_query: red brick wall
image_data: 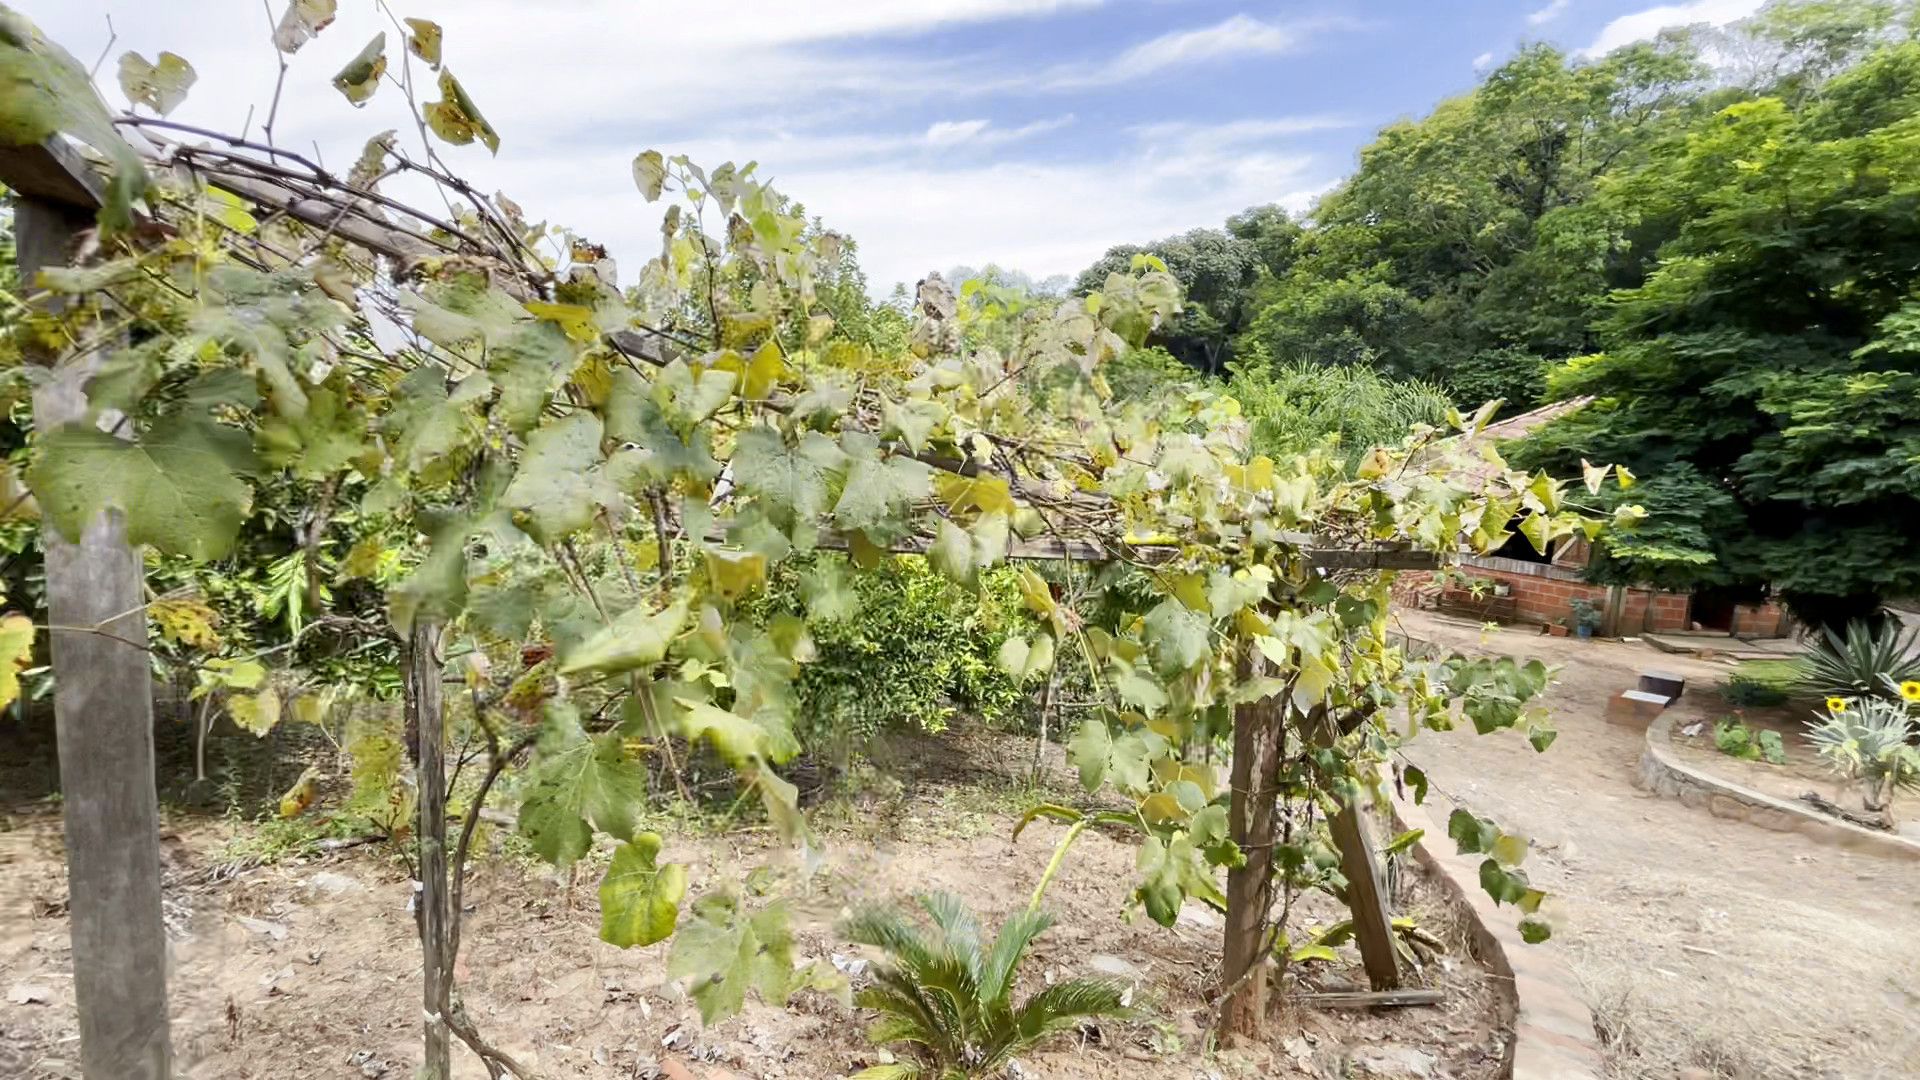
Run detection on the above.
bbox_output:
[1731,601,1788,637]
[1395,566,1693,634]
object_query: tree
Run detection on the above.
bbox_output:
[1514,41,1920,626]
[1074,226,1267,374]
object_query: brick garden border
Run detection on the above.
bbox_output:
[1637,712,1920,861]
[1386,784,1606,1080]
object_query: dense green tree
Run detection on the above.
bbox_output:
[1514,40,1920,626]
[1074,220,1280,373]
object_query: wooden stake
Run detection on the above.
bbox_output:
[405,619,451,1079]
[21,196,172,1080]
[1328,795,1401,991]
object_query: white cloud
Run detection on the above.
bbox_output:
[1473,51,1496,71]
[923,116,1074,147]
[1528,0,1573,27]
[1049,14,1300,87]
[1581,0,1764,57]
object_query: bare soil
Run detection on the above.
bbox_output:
[1393,610,1920,1080]
[1665,707,1915,832]
[2,724,1509,1080]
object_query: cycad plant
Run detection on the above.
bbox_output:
[1798,619,1920,702]
[843,894,1131,1079]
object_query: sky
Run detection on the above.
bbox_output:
[27,0,1766,294]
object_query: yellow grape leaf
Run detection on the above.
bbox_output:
[0,614,34,711]
[278,765,321,818]
[229,689,282,737]
[291,693,329,727]
[149,596,221,651]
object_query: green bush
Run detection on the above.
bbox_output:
[1713,716,1786,765]
[760,556,1034,756]
[1724,675,1789,708]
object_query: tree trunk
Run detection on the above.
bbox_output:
[405,620,451,1079]
[21,197,172,1080]
[1219,685,1283,1039]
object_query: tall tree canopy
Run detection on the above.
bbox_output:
[1514,36,1920,625]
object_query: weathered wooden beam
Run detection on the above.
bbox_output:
[403,620,452,1079]
[19,193,171,1080]
[1328,797,1402,991]
[0,138,104,210]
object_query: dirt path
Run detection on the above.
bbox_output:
[1,727,1508,1080]
[1394,610,1920,1079]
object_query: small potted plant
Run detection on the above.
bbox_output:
[1570,598,1603,639]
[1492,580,1512,597]
[1547,619,1570,638]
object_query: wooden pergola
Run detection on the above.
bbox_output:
[6,107,1435,1079]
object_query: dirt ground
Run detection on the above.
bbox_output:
[1665,707,1916,834]
[1393,610,1920,1080]
[2,725,1510,1080]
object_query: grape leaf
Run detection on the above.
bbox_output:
[403,17,440,67]
[598,833,687,948]
[666,893,796,1024]
[117,50,195,115]
[800,558,860,623]
[732,427,846,534]
[272,0,336,53]
[996,633,1054,683]
[0,615,34,712]
[1143,598,1210,676]
[832,451,930,543]
[928,517,976,585]
[560,598,688,676]
[30,413,255,562]
[1068,719,1111,791]
[502,413,610,544]
[423,69,499,154]
[331,33,385,107]
[0,8,150,230]
[228,690,281,736]
[517,704,649,865]
[633,149,667,202]
[255,385,366,478]
[605,370,723,485]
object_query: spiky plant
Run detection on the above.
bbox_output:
[843,894,1132,1079]
[1798,619,1920,702]
[1804,697,1920,820]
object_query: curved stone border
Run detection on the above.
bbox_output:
[1386,785,1605,1080]
[1637,713,1920,861]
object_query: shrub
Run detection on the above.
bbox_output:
[1803,697,1920,818]
[1723,675,1789,708]
[1713,716,1786,764]
[1797,619,1920,702]
[842,894,1131,1079]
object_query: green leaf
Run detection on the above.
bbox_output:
[833,453,931,543]
[732,427,846,535]
[330,33,385,107]
[517,704,649,865]
[1446,808,1499,856]
[675,698,771,767]
[1108,731,1154,794]
[1528,724,1558,753]
[0,8,151,230]
[1519,915,1552,944]
[228,689,281,736]
[633,149,667,201]
[1143,598,1210,676]
[254,385,365,478]
[30,413,255,562]
[403,17,441,67]
[800,558,860,623]
[605,370,723,485]
[1519,513,1550,556]
[502,413,609,544]
[272,0,336,52]
[1491,833,1529,867]
[1403,765,1429,805]
[560,598,688,676]
[598,833,687,948]
[1068,719,1111,791]
[1380,828,1424,858]
[1478,859,1530,907]
[387,514,472,634]
[423,68,499,154]
[928,517,975,585]
[666,894,796,1024]
[996,634,1055,684]
[117,50,195,115]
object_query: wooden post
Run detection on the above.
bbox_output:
[1218,653,1283,1038]
[404,619,451,1079]
[1328,796,1401,990]
[19,196,172,1079]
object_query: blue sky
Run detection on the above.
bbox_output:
[32,0,1763,292]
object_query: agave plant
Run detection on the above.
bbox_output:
[843,894,1132,1079]
[1803,697,1920,821]
[1797,619,1920,702]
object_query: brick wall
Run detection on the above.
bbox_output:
[1731,601,1789,637]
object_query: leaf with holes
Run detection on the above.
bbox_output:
[118,50,195,115]
[331,33,385,107]
[29,413,255,562]
[423,69,499,153]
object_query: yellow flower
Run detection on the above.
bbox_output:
[1826,696,1849,713]
[1901,681,1920,703]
